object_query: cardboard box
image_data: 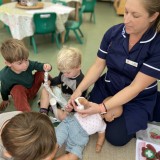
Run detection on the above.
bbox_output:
[136,139,160,160]
[136,122,160,145]
[136,123,160,160]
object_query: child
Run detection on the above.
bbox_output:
[39,46,87,115]
[0,111,57,160]
[55,97,123,160]
[0,38,52,112]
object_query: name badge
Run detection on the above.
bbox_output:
[125,59,138,67]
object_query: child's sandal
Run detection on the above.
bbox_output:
[40,108,49,115]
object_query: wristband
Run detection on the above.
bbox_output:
[99,103,107,115]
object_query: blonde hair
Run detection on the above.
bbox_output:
[57,46,82,71]
[0,38,29,63]
[1,112,57,160]
[141,0,160,32]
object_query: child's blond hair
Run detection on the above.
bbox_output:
[57,46,82,72]
[1,112,57,160]
[0,38,29,63]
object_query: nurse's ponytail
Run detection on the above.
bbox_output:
[142,0,160,32]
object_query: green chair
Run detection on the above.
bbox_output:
[65,5,85,44]
[82,0,96,23]
[30,12,60,54]
[52,0,58,3]
[52,0,67,5]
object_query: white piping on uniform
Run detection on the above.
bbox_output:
[140,31,157,43]
[99,48,108,54]
[121,26,157,43]
[143,63,160,72]
[122,26,126,38]
[145,82,157,90]
[105,80,111,82]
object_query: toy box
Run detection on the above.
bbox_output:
[136,122,160,160]
[136,139,160,160]
[136,122,160,145]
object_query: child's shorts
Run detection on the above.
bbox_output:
[55,115,89,159]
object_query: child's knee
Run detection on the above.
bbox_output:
[11,85,26,95]
[35,71,44,78]
[34,71,45,83]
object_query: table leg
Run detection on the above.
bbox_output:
[75,2,79,21]
[61,31,65,44]
[68,1,80,21]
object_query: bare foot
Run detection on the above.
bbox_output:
[96,144,103,153]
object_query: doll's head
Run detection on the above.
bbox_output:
[75,97,89,110]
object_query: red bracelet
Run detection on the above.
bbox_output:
[99,103,107,115]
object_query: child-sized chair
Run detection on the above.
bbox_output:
[65,5,85,44]
[82,0,96,23]
[30,12,60,54]
[52,0,67,5]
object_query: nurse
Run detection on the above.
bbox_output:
[67,0,160,146]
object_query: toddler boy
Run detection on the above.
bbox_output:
[40,46,86,115]
[0,38,51,112]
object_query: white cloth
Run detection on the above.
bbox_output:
[0,2,74,40]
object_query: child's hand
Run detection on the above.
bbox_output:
[43,64,52,72]
[65,104,74,112]
[0,100,9,111]
[67,89,82,110]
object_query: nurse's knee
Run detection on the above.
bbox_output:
[105,130,134,146]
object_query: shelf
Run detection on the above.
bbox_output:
[113,0,125,15]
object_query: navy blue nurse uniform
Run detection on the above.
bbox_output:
[89,23,160,142]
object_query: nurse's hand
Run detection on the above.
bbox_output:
[75,102,101,117]
[66,89,82,112]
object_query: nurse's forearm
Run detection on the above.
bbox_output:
[103,72,157,111]
[103,84,140,111]
[76,57,106,93]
